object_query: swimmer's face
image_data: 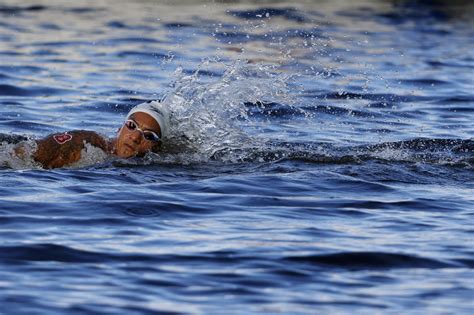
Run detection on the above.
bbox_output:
[115,112,162,158]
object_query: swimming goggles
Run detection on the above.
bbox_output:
[124,119,161,142]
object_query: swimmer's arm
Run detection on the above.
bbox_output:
[32,130,108,169]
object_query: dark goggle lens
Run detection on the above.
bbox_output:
[125,119,160,142]
[144,132,160,141]
[125,120,137,130]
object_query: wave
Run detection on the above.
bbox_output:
[0,5,46,14]
[188,137,473,168]
[0,83,73,97]
[0,243,470,270]
[0,134,28,144]
[283,252,465,270]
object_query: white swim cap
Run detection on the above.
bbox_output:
[127,100,170,138]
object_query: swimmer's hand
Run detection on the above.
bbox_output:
[13,145,27,159]
[33,130,108,169]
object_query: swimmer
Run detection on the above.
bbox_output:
[12,100,170,169]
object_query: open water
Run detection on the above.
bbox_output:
[0,0,473,314]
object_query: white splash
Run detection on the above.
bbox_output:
[70,142,110,168]
[155,61,293,163]
[0,140,41,169]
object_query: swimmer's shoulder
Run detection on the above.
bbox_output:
[33,130,110,168]
[37,130,108,148]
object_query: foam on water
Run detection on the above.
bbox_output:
[0,139,39,169]
[162,62,292,148]
[70,142,109,168]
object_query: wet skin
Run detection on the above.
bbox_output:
[15,112,162,169]
[113,112,162,158]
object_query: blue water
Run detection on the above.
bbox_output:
[1,1,473,314]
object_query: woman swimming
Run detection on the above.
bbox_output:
[10,100,170,169]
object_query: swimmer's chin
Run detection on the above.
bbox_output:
[116,150,137,159]
[114,145,138,158]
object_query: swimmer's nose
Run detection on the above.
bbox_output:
[129,130,143,144]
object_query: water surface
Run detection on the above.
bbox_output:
[0,0,473,314]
